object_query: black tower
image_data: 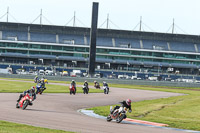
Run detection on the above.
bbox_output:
[89,2,99,77]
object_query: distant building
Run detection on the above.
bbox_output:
[0,22,200,74]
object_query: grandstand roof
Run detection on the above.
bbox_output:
[0,22,200,43]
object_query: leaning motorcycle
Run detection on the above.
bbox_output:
[103,86,109,94]
[82,85,89,94]
[107,106,128,123]
[36,84,46,94]
[16,93,33,110]
[34,78,39,83]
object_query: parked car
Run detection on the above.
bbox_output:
[118,75,129,79]
[62,71,68,76]
[39,69,45,75]
[70,70,82,77]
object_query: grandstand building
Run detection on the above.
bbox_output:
[0,22,200,74]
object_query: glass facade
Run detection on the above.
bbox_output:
[0,41,200,66]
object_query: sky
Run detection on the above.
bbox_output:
[0,0,199,35]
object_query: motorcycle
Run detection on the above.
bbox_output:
[94,83,100,89]
[82,85,89,94]
[69,85,76,95]
[34,78,39,83]
[16,93,33,110]
[103,86,109,94]
[36,84,46,94]
[107,106,128,123]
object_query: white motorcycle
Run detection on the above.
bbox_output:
[103,86,109,94]
[107,106,130,123]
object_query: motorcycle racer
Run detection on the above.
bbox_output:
[34,76,39,83]
[71,80,76,92]
[83,81,89,88]
[111,99,132,114]
[103,81,109,92]
[17,86,36,104]
[83,81,89,94]
[94,81,100,89]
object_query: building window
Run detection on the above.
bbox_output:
[63,39,75,44]
[7,36,18,41]
[153,45,165,50]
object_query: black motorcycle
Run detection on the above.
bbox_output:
[103,86,109,94]
[82,85,89,94]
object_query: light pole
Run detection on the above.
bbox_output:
[127,61,130,71]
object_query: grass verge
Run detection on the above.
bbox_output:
[0,80,103,93]
[89,85,200,131]
[0,120,73,133]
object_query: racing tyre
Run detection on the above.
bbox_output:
[16,103,19,108]
[107,116,112,122]
[22,100,29,110]
[116,114,125,123]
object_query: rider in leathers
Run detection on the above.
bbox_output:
[103,81,109,92]
[83,81,89,92]
[111,99,132,117]
[94,81,100,88]
[71,80,76,92]
[17,87,36,105]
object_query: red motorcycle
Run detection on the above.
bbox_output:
[94,83,100,89]
[16,93,33,110]
[69,85,76,95]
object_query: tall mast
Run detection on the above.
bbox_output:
[40,9,42,25]
[106,14,109,29]
[73,11,76,27]
[172,18,175,34]
[139,16,142,31]
[7,7,9,22]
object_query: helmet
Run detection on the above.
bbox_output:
[103,81,106,84]
[126,99,131,106]
[94,81,96,83]
[85,80,87,83]
[72,80,75,83]
[44,79,48,83]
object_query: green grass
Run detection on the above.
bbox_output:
[0,77,91,85]
[89,85,200,131]
[0,80,103,93]
[110,83,200,91]
[0,120,73,133]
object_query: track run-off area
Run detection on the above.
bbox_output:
[0,79,188,133]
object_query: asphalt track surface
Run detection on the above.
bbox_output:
[0,80,186,133]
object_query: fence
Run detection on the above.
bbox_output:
[0,73,199,88]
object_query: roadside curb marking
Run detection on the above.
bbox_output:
[124,118,168,127]
[79,109,200,133]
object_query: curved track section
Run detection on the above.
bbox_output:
[0,81,185,133]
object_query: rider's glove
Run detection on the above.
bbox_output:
[129,110,132,113]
